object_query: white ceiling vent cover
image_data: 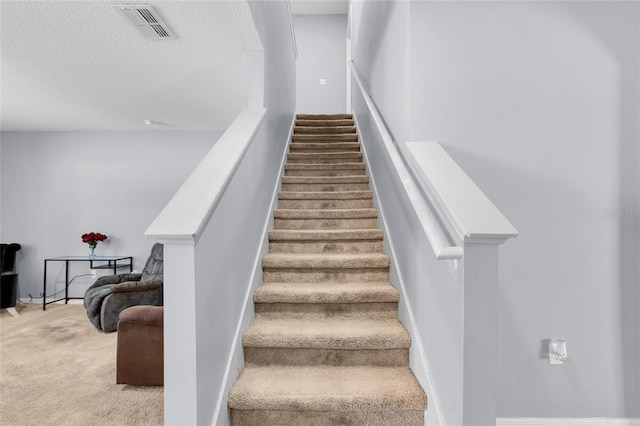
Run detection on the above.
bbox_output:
[112,5,176,40]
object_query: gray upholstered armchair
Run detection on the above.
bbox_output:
[84,243,163,332]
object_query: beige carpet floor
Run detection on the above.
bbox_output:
[0,303,163,426]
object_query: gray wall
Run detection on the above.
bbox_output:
[351,0,640,419]
[293,14,347,114]
[0,131,220,300]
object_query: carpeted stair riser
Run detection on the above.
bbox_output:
[281,183,370,192]
[296,113,353,120]
[276,198,373,209]
[284,168,366,177]
[296,119,354,127]
[274,218,378,230]
[294,126,356,134]
[243,347,408,367]
[228,113,426,425]
[282,176,369,185]
[269,239,382,253]
[289,142,361,152]
[254,301,398,319]
[287,152,363,164]
[263,268,390,283]
[273,208,379,230]
[253,281,398,304]
[285,163,366,175]
[230,408,424,426]
[292,134,359,143]
[278,190,373,201]
[269,229,383,253]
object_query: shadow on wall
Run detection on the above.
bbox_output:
[554,3,640,417]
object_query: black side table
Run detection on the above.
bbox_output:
[42,256,133,310]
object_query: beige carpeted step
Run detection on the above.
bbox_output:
[296,119,354,127]
[254,281,398,304]
[287,152,363,164]
[242,317,409,366]
[243,317,408,348]
[285,163,366,176]
[228,366,427,425]
[277,196,372,209]
[262,253,390,269]
[268,229,382,253]
[289,142,361,152]
[281,176,369,192]
[296,113,353,120]
[294,126,356,134]
[278,190,373,210]
[274,208,378,230]
[262,253,390,283]
[296,118,355,127]
[292,134,359,143]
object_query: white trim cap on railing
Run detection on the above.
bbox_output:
[405,141,518,245]
[145,107,266,245]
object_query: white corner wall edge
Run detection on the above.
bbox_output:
[210,115,296,426]
[497,418,640,426]
[145,108,267,244]
[405,141,518,245]
[356,113,445,426]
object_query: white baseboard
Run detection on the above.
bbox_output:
[497,418,640,426]
[211,115,296,426]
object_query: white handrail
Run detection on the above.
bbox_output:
[285,0,298,59]
[350,61,463,260]
[405,142,518,244]
[145,108,266,244]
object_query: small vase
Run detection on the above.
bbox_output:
[89,244,97,258]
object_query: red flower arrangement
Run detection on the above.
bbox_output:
[81,232,108,249]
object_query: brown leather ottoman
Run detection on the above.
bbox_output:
[116,305,163,385]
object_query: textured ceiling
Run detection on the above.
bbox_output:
[0,1,262,132]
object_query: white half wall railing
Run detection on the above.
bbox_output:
[350,60,518,426]
[145,107,274,425]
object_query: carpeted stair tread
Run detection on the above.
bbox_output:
[296,113,353,120]
[242,317,410,349]
[287,152,363,163]
[296,119,354,127]
[262,253,390,270]
[268,229,383,253]
[292,134,359,142]
[228,365,426,411]
[282,176,369,184]
[278,190,372,200]
[289,142,361,151]
[294,126,356,134]
[273,208,377,219]
[269,229,383,241]
[254,281,398,304]
[285,163,365,171]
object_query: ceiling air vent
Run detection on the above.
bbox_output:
[112,5,176,40]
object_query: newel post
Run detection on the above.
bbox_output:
[161,242,198,425]
[462,241,501,425]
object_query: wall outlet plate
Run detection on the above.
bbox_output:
[549,339,567,365]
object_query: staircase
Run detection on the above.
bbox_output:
[227,114,427,425]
